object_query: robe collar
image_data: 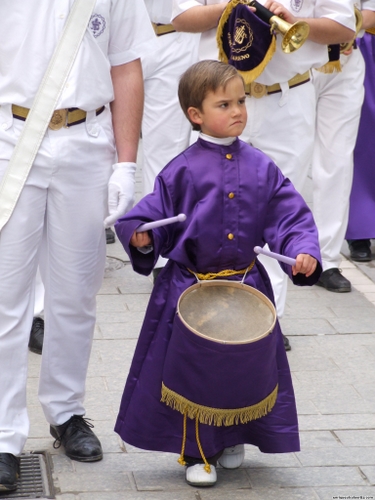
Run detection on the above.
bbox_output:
[199,133,237,146]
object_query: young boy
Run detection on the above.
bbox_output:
[114,60,321,487]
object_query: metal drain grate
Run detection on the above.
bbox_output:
[1,452,55,499]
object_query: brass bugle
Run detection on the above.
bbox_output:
[248,0,310,53]
[340,6,363,53]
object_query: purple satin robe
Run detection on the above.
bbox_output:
[346,33,375,239]
[114,138,322,458]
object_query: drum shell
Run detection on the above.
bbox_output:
[163,282,278,412]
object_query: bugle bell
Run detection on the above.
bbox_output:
[249,0,310,53]
[340,6,363,53]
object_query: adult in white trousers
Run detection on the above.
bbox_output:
[0,0,154,493]
[172,0,355,323]
[312,46,365,292]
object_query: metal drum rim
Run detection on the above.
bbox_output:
[176,280,277,345]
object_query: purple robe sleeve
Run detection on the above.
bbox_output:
[262,162,322,285]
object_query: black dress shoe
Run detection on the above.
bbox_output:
[0,453,20,492]
[348,239,371,262]
[50,415,103,462]
[283,334,291,351]
[28,317,44,355]
[316,268,351,293]
[106,227,115,244]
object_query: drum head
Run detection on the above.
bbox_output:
[177,281,276,344]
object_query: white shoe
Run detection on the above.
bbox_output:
[218,444,245,469]
[185,464,217,487]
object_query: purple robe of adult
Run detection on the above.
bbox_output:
[346,33,375,239]
[114,138,322,458]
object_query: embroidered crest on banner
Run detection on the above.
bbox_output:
[228,18,254,61]
[89,14,106,38]
[290,0,303,12]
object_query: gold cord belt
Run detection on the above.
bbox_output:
[188,260,255,281]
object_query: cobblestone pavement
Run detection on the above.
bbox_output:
[22,165,375,500]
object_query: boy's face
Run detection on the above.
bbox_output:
[188,76,247,138]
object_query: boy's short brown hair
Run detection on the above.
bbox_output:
[178,60,244,131]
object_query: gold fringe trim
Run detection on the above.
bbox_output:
[188,260,255,281]
[366,27,375,35]
[216,0,277,84]
[315,61,342,74]
[161,382,278,427]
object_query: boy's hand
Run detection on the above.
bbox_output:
[130,231,152,248]
[292,254,317,277]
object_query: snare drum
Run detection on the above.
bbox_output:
[161,280,279,427]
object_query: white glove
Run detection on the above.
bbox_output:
[104,162,136,228]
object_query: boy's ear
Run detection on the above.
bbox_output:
[187,106,203,127]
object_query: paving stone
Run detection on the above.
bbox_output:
[298,414,375,431]
[327,317,375,334]
[312,397,375,415]
[330,305,375,319]
[283,305,336,319]
[279,318,337,336]
[96,294,130,312]
[200,488,320,500]
[248,466,366,487]
[295,399,321,415]
[361,466,375,484]
[97,322,142,340]
[296,447,375,467]
[133,468,251,491]
[57,471,133,493]
[242,447,300,468]
[299,431,341,449]
[335,430,375,447]
[80,493,197,500]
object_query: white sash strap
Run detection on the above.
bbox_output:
[0,0,97,231]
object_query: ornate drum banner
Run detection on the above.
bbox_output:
[161,281,278,427]
[217,0,276,84]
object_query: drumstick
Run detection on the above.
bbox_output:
[254,246,296,266]
[136,213,186,233]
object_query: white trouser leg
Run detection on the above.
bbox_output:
[38,112,114,426]
[141,31,199,270]
[141,32,199,196]
[0,113,46,453]
[0,110,114,455]
[241,82,316,317]
[311,50,365,271]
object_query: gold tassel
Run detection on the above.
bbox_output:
[315,61,342,74]
[216,0,277,84]
[195,416,211,473]
[161,382,278,427]
[177,410,188,466]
